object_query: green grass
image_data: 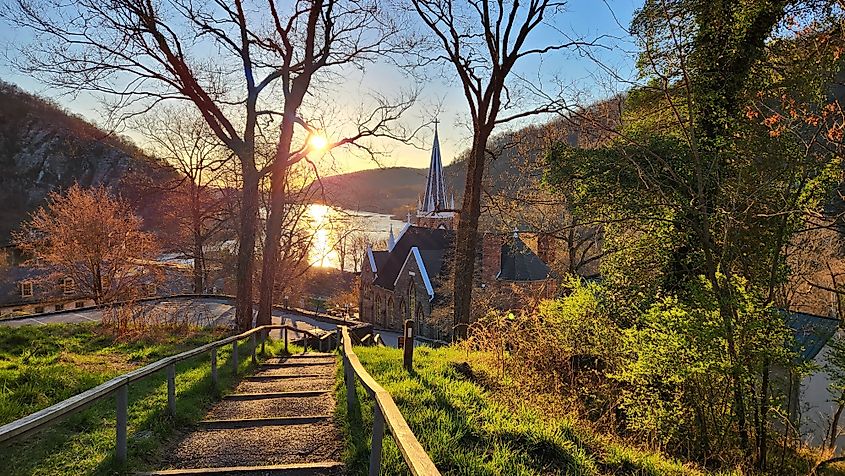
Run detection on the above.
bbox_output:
[0,323,295,475]
[336,345,702,476]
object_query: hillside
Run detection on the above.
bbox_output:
[311,165,466,218]
[0,81,173,242]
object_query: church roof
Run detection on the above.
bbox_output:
[373,226,452,290]
[785,311,840,361]
[420,127,448,213]
[372,250,389,271]
[498,236,553,281]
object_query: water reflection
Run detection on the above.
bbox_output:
[304,204,404,271]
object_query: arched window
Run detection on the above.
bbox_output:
[387,297,395,328]
[408,280,416,321]
[374,294,381,326]
[399,299,407,327]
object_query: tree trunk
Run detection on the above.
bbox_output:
[452,127,491,338]
[257,115,297,327]
[256,164,290,326]
[758,360,770,470]
[193,248,205,293]
[235,167,260,331]
[829,397,845,450]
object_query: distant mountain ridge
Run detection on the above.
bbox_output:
[311,165,466,218]
[0,81,173,242]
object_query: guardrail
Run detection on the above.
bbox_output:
[0,323,321,462]
[338,325,441,476]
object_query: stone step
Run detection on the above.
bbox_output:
[207,394,334,420]
[278,353,335,359]
[223,390,331,401]
[260,361,333,368]
[255,366,335,378]
[235,377,334,394]
[138,461,344,475]
[198,415,331,430]
[160,424,343,470]
[242,374,328,382]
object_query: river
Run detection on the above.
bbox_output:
[305,204,405,271]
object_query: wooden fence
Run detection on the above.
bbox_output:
[0,323,320,462]
[338,325,441,476]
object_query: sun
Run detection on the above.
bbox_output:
[308,132,328,152]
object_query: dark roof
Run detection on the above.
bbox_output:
[418,249,446,280]
[786,311,840,361]
[373,226,452,290]
[498,236,552,281]
[372,251,389,272]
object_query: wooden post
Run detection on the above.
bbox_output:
[210,347,218,388]
[166,364,176,416]
[250,333,257,364]
[369,401,385,476]
[116,384,128,463]
[232,340,239,375]
[344,355,356,415]
[284,328,288,354]
[403,319,415,372]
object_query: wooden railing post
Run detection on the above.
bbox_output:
[210,347,218,388]
[284,328,288,354]
[232,340,239,375]
[403,319,415,372]
[250,333,257,364]
[166,364,176,415]
[369,400,385,476]
[115,384,128,463]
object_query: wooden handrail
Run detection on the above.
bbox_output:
[0,323,319,458]
[339,326,440,476]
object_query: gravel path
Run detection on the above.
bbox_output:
[155,353,344,476]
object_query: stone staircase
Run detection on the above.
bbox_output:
[142,353,343,476]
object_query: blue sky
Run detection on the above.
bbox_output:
[0,0,643,175]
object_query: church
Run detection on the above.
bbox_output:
[358,127,557,340]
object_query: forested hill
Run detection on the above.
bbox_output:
[311,165,466,218]
[0,81,173,242]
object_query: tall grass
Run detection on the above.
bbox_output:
[336,345,701,475]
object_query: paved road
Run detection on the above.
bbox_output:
[0,296,407,346]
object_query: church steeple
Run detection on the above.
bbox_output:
[415,119,455,229]
[420,122,447,213]
[387,224,396,251]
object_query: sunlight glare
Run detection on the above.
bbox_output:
[308,132,328,152]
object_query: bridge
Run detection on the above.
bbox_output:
[0,324,440,475]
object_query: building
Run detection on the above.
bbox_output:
[785,311,845,453]
[358,125,557,340]
[0,244,193,318]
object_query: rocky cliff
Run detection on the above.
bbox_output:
[0,81,172,242]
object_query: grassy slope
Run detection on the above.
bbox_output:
[337,345,704,476]
[0,323,289,475]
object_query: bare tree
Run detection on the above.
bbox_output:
[136,109,229,293]
[410,0,585,337]
[2,0,304,330]
[13,185,161,304]
[254,0,417,326]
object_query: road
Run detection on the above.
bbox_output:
[0,296,404,345]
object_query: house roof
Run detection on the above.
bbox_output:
[498,236,553,281]
[786,311,840,361]
[373,226,452,290]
